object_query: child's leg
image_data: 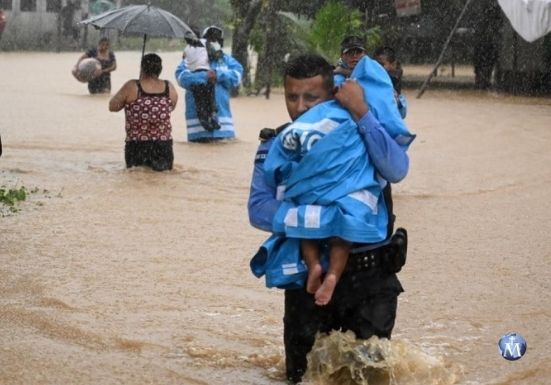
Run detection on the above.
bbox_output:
[206,83,217,114]
[315,237,350,306]
[205,83,220,130]
[190,83,214,131]
[301,239,323,294]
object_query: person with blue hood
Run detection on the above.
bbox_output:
[247,53,414,383]
[175,26,244,142]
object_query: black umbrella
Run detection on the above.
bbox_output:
[80,3,196,58]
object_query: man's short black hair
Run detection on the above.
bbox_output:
[141,53,162,77]
[283,53,334,92]
[374,46,397,64]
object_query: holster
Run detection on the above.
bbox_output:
[347,228,408,274]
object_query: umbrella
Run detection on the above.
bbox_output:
[89,0,116,16]
[80,3,196,57]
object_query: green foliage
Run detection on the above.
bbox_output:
[277,2,381,64]
[276,12,312,54]
[307,1,363,62]
[246,1,384,91]
[0,186,27,212]
[365,25,382,53]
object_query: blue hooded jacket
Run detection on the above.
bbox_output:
[175,52,243,142]
[250,56,415,289]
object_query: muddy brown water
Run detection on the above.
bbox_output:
[1,52,550,385]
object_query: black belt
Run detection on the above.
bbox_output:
[346,228,408,274]
[346,248,385,273]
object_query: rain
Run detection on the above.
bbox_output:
[1,1,551,385]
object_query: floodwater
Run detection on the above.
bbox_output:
[1,52,551,385]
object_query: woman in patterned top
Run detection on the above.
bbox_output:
[74,37,117,94]
[109,53,178,171]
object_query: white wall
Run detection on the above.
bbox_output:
[1,0,87,49]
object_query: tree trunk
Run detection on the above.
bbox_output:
[255,0,282,99]
[231,0,262,90]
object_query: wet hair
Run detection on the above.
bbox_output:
[374,46,402,93]
[141,53,162,77]
[373,46,397,64]
[283,54,334,93]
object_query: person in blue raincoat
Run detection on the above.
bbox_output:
[175,26,244,142]
[254,54,414,295]
[248,54,413,384]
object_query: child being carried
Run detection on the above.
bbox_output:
[183,33,220,131]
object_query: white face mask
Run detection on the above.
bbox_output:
[210,42,221,52]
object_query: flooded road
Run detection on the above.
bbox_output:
[1,52,550,385]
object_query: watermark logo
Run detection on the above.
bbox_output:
[498,332,527,361]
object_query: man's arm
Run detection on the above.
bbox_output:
[214,54,243,89]
[335,79,410,183]
[174,59,209,90]
[247,138,281,232]
[357,111,409,183]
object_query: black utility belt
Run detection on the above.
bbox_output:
[347,248,386,273]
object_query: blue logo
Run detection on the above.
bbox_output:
[498,332,527,361]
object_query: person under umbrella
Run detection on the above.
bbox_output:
[80,4,197,59]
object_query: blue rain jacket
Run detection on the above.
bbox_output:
[175,53,243,142]
[335,57,408,119]
[251,56,415,289]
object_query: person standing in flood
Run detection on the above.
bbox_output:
[109,53,178,172]
[73,37,117,94]
[175,25,243,142]
[248,54,412,383]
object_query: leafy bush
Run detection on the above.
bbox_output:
[0,186,27,213]
[278,2,380,64]
[307,1,363,62]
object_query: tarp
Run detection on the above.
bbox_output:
[498,0,551,42]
